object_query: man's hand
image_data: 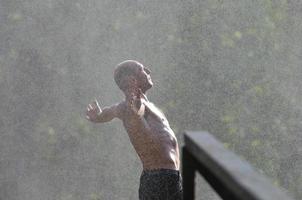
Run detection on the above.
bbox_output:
[86,99,102,123]
[129,89,146,116]
[125,79,146,116]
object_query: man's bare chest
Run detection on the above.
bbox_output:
[143,102,171,128]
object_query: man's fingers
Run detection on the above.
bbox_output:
[130,99,135,109]
[87,104,98,113]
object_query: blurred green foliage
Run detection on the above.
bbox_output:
[161,0,302,199]
[1,0,301,199]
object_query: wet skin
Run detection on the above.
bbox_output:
[86,63,180,170]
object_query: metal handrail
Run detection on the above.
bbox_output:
[182,131,294,200]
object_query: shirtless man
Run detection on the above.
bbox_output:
[86,60,183,199]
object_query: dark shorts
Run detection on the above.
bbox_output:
[139,168,183,200]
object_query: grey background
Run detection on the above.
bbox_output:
[0,0,301,199]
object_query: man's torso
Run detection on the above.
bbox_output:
[118,100,180,170]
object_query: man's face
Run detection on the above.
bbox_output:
[135,63,153,91]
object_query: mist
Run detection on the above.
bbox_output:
[1,0,301,199]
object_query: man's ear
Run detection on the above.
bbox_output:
[121,75,137,90]
[128,75,136,81]
[127,75,137,85]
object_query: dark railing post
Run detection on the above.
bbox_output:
[181,131,295,200]
[182,146,195,200]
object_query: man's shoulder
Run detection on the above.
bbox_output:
[115,101,126,119]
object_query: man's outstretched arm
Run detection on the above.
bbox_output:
[86,99,121,123]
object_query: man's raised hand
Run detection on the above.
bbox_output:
[123,78,146,116]
[86,99,102,123]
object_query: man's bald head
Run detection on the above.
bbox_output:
[114,60,141,92]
